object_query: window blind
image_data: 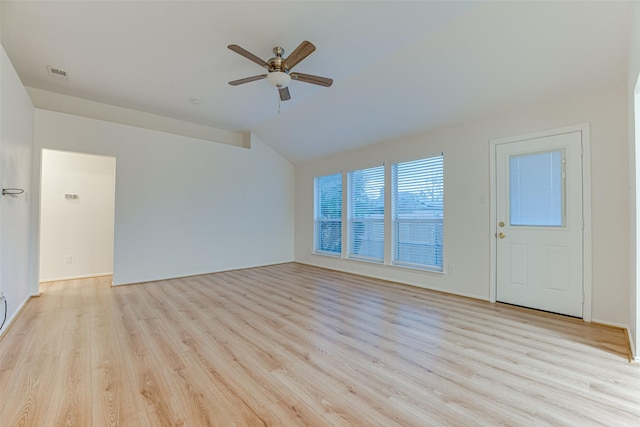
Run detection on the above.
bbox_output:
[509,150,564,226]
[392,155,444,270]
[347,165,385,262]
[314,173,342,255]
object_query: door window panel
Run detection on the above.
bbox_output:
[509,149,565,227]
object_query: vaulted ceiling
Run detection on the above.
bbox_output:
[1,1,633,162]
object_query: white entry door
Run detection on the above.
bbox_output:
[495,131,583,317]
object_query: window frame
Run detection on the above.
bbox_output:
[313,172,343,257]
[391,154,444,272]
[347,165,385,263]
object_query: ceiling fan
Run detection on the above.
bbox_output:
[228,41,333,101]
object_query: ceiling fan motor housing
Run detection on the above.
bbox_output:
[269,47,286,71]
[267,47,290,88]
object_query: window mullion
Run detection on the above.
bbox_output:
[384,162,392,265]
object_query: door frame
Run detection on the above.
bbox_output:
[489,124,592,322]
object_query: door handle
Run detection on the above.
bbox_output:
[498,232,506,239]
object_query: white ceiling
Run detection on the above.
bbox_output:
[1,1,633,163]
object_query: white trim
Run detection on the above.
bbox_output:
[312,250,342,258]
[489,124,592,322]
[346,254,385,264]
[582,125,593,323]
[39,272,112,283]
[346,165,385,262]
[345,162,385,174]
[489,136,498,303]
[384,162,392,265]
[628,327,636,361]
[297,259,483,300]
[382,150,446,170]
[341,171,348,260]
[633,75,640,363]
[591,319,630,330]
[0,295,31,337]
[590,320,634,360]
[309,251,448,276]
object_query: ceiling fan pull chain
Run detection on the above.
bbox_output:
[278,98,281,115]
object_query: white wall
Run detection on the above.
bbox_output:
[295,86,630,327]
[39,149,115,281]
[33,107,294,285]
[0,45,34,334]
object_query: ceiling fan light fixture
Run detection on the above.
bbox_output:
[267,71,291,88]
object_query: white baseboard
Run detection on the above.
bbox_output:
[0,294,31,338]
[295,259,487,302]
[627,328,637,361]
[590,318,629,329]
[39,272,112,283]
[592,319,635,361]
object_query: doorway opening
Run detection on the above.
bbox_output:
[39,149,116,283]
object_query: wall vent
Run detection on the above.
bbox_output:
[46,66,69,80]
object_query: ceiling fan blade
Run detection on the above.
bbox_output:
[279,87,291,101]
[228,75,267,86]
[228,44,271,70]
[283,41,316,71]
[290,72,333,87]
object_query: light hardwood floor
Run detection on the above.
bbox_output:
[1,263,639,426]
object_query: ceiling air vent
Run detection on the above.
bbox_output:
[46,65,69,80]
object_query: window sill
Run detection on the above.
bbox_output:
[346,255,384,264]
[313,250,342,258]
[390,261,444,274]
[310,252,445,275]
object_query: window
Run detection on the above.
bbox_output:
[314,155,445,272]
[509,150,564,227]
[347,165,385,262]
[392,155,444,271]
[314,173,342,256]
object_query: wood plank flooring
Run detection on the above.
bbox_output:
[1,262,639,426]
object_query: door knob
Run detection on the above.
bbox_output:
[498,232,506,239]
